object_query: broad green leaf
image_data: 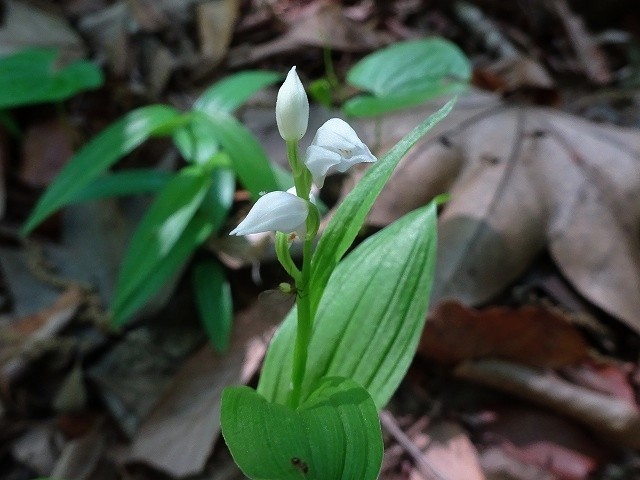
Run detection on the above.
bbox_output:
[193,258,233,353]
[222,377,382,480]
[344,82,467,117]
[309,99,454,316]
[0,49,103,109]
[111,165,213,327]
[22,105,183,234]
[195,70,281,115]
[196,111,280,199]
[69,169,172,203]
[112,212,214,324]
[345,39,470,116]
[258,202,438,410]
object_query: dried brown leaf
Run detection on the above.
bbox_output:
[367,91,640,333]
[125,300,289,477]
[455,359,640,449]
[419,301,589,368]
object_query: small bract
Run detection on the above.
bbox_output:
[229,191,308,236]
[276,67,309,142]
[304,118,376,187]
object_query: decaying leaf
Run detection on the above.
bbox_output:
[125,299,289,477]
[455,359,640,449]
[227,1,390,67]
[366,90,640,333]
[419,301,589,368]
[0,1,85,58]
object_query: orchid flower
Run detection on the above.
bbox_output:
[304,118,377,187]
[229,191,308,236]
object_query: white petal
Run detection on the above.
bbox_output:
[229,191,308,236]
[303,118,376,187]
[275,67,309,142]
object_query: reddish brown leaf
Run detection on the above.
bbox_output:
[419,300,589,368]
[20,119,74,188]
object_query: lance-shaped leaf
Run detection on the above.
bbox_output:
[194,70,281,115]
[194,111,281,199]
[222,377,382,480]
[111,164,214,326]
[309,100,453,317]
[258,202,438,410]
[22,105,183,234]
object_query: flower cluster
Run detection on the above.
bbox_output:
[230,67,376,237]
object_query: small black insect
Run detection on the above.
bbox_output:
[291,457,309,475]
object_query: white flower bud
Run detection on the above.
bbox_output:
[229,191,308,236]
[304,118,377,187]
[276,67,309,141]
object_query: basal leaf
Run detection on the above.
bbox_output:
[69,169,172,203]
[196,111,280,199]
[22,105,183,234]
[0,48,103,109]
[194,70,281,115]
[111,165,213,326]
[222,377,382,480]
[345,39,470,116]
[309,100,453,316]
[258,202,438,410]
[112,212,214,324]
[173,113,221,165]
[193,258,233,353]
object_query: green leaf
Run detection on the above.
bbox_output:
[22,105,183,234]
[344,82,467,117]
[0,48,103,109]
[111,164,213,327]
[345,39,470,116]
[195,70,281,115]
[68,169,172,202]
[258,202,438,410]
[197,166,236,233]
[193,258,233,353]
[173,113,221,165]
[112,212,214,324]
[222,377,382,480]
[309,99,454,316]
[308,78,333,108]
[196,111,280,199]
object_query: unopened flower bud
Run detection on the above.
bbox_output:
[276,67,309,141]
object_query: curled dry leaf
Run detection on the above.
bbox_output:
[455,359,640,449]
[419,300,589,368]
[367,90,640,333]
[227,1,390,67]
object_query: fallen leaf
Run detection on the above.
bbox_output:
[50,425,106,480]
[20,119,75,188]
[196,0,240,70]
[227,1,390,67]
[414,420,485,480]
[125,299,289,477]
[419,300,589,368]
[479,407,610,480]
[561,359,637,405]
[455,359,640,449]
[366,90,640,333]
[0,1,85,58]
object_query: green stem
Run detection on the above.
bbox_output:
[288,237,313,408]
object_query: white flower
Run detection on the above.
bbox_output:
[276,67,309,142]
[304,118,377,187]
[229,191,308,236]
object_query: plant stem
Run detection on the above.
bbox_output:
[288,237,313,408]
